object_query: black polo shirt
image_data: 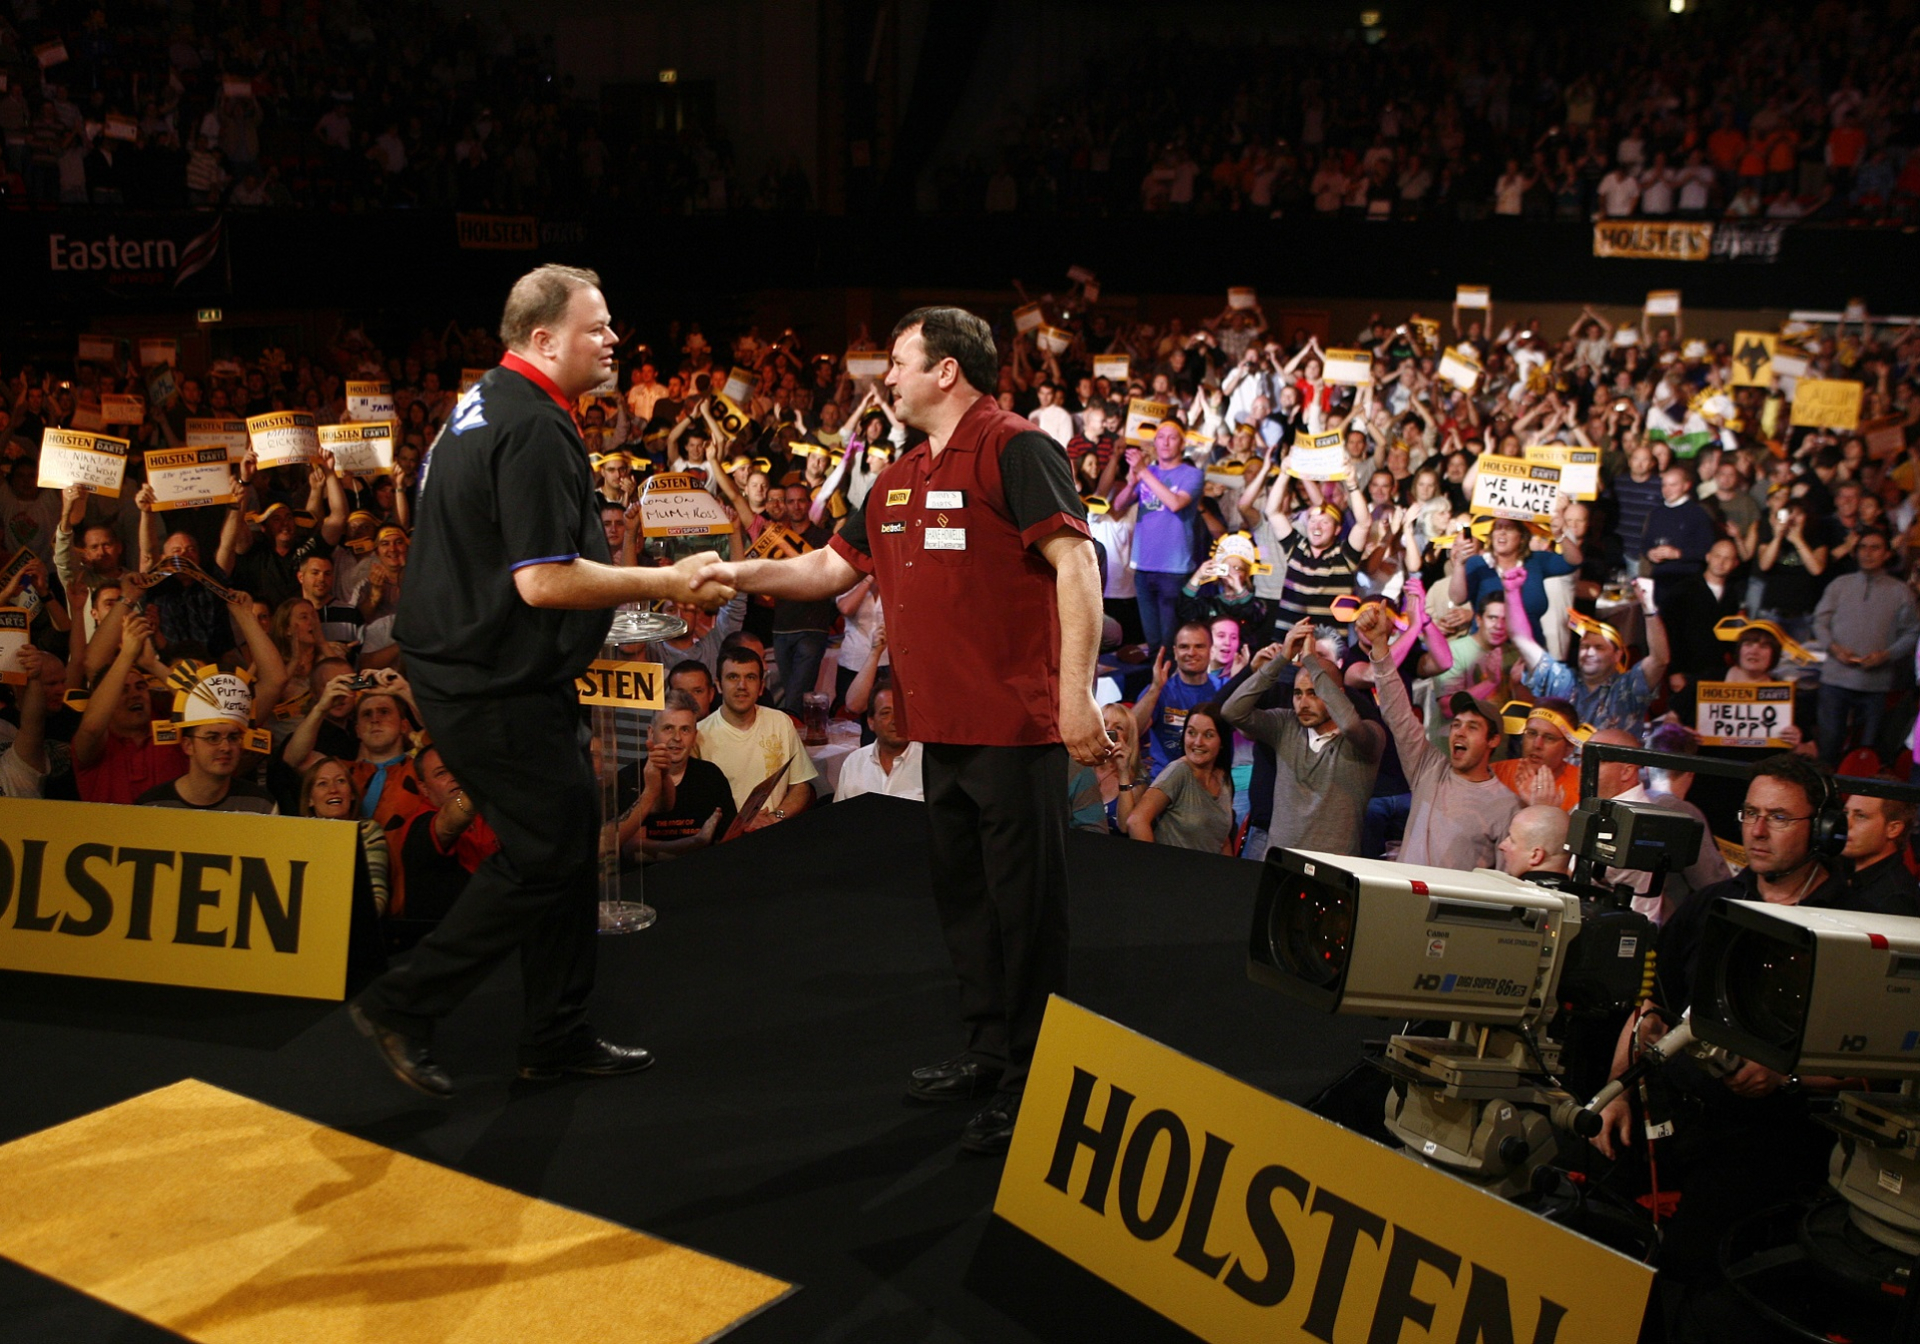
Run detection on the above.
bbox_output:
[1847,852,1920,918]
[394,360,613,697]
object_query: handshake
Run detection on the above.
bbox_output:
[654,552,747,609]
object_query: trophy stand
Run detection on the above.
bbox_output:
[595,602,687,935]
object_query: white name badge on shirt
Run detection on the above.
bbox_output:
[925,527,967,551]
[926,490,965,509]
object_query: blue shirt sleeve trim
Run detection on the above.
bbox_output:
[509,553,579,571]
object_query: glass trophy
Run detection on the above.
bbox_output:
[596,602,687,934]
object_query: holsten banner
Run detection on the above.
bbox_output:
[995,998,1652,1344]
[0,799,357,999]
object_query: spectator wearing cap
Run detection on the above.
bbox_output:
[352,525,410,624]
[1176,531,1273,650]
[1357,603,1519,869]
[1222,617,1384,860]
[1114,418,1204,658]
[1502,565,1668,733]
[1492,698,1586,810]
[135,664,277,813]
[1840,792,1920,917]
[1813,527,1917,763]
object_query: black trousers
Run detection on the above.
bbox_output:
[922,742,1071,1091]
[357,681,601,1064]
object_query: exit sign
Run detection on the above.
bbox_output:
[196,308,223,323]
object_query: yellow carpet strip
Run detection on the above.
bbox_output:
[0,1079,791,1343]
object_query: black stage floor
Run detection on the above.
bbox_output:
[0,796,1376,1343]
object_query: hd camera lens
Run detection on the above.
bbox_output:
[1269,878,1353,990]
[1719,929,1813,1048]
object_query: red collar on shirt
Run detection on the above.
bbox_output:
[499,351,573,413]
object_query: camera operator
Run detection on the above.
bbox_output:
[1592,755,1859,1320]
[1497,804,1572,881]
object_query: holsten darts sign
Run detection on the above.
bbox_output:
[0,799,357,999]
[995,998,1652,1343]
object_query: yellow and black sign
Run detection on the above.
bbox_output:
[1592,220,1714,261]
[1695,680,1795,748]
[0,799,357,999]
[1789,378,1864,431]
[996,998,1652,1344]
[576,659,665,710]
[1730,331,1776,387]
[744,524,813,561]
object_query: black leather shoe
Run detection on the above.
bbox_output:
[349,1003,453,1099]
[960,1091,1022,1156]
[517,1039,655,1080]
[907,1055,1002,1104]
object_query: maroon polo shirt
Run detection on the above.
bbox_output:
[829,394,1089,747]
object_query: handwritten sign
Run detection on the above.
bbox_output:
[1013,303,1043,334]
[1286,431,1349,482]
[144,447,235,511]
[185,418,251,462]
[1645,290,1682,317]
[246,411,319,469]
[845,351,889,379]
[318,421,395,477]
[1524,444,1598,500]
[1321,348,1372,386]
[640,473,733,538]
[1123,398,1173,445]
[1091,355,1130,383]
[1789,378,1864,431]
[1455,285,1491,310]
[137,337,177,368]
[0,608,28,685]
[76,334,116,364]
[721,367,755,406]
[100,394,145,426]
[38,429,129,497]
[1695,681,1794,747]
[1471,455,1560,522]
[1227,287,1257,310]
[575,659,665,711]
[344,380,396,423]
[1437,346,1481,392]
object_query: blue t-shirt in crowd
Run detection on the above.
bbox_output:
[1461,550,1574,632]
[1148,671,1227,772]
[1131,462,1205,574]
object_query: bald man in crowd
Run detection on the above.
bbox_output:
[1499,805,1572,881]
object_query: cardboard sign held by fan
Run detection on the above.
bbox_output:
[1471,456,1560,523]
[722,755,794,841]
[640,473,732,538]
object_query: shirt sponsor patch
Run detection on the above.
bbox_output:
[926,490,965,509]
[925,527,967,551]
[879,520,905,534]
[886,488,911,506]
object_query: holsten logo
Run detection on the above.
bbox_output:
[48,233,179,272]
[1042,1067,1570,1342]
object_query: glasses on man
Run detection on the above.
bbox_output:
[1736,808,1811,830]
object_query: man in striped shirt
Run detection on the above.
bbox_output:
[1265,488,1369,629]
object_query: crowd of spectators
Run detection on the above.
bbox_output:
[0,0,785,214]
[4,279,1920,962]
[938,4,1920,223]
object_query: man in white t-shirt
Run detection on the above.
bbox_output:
[1638,156,1676,216]
[696,646,818,829]
[1595,165,1641,218]
[836,684,924,802]
[1030,382,1074,444]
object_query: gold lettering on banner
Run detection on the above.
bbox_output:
[1591,220,1715,261]
[454,214,540,250]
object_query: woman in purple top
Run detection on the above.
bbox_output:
[1114,418,1204,657]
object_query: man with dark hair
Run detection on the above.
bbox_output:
[1131,619,1226,774]
[693,304,1106,1155]
[667,658,717,718]
[349,265,727,1099]
[1594,754,1856,1306]
[1842,790,1920,916]
[696,645,816,826]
